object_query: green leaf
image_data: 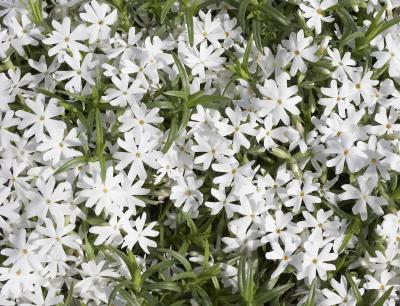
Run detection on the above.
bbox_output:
[358,229,376,256]
[336,7,357,33]
[242,33,253,73]
[238,0,250,32]
[64,282,74,306]
[262,3,291,26]
[164,90,188,101]
[321,201,354,220]
[169,271,198,281]
[238,256,254,303]
[338,218,360,254]
[101,245,135,279]
[142,259,176,280]
[271,147,292,160]
[184,5,194,46]
[172,53,190,97]
[187,94,231,109]
[376,16,400,36]
[162,115,179,153]
[365,5,387,38]
[160,0,176,23]
[95,109,104,157]
[28,0,43,24]
[254,283,294,304]
[119,290,141,306]
[193,287,213,306]
[252,19,263,53]
[57,90,90,104]
[84,233,95,261]
[157,248,192,272]
[142,281,181,292]
[339,31,364,48]
[139,292,163,305]
[99,154,106,182]
[345,273,363,306]
[54,156,87,175]
[304,279,316,306]
[358,6,400,51]
[178,105,191,134]
[108,280,136,306]
[373,287,393,306]
[193,0,219,14]
[181,212,198,235]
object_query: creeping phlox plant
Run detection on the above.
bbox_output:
[1,0,400,305]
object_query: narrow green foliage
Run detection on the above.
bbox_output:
[345,273,363,306]
[172,53,190,98]
[184,5,194,46]
[160,0,176,24]
[28,0,43,25]
[304,279,317,306]
[157,248,192,272]
[64,283,74,306]
[373,287,394,306]
[254,283,294,304]
[161,115,178,153]
[338,218,360,254]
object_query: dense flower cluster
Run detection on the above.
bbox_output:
[1,0,400,305]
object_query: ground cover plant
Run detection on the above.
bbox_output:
[1,0,400,305]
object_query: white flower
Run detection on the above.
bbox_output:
[256,115,288,149]
[300,0,337,34]
[222,218,262,253]
[364,270,398,299]
[372,34,400,77]
[261,210,300,244]
[43,17,89,57]
[89,213,126,246]
[20,285,64,306]
[36,128,82,166]
[321,275,363,306]
[326,135,367,174]
[282,30,318,76]
[103,74,146,107]
[319,80,352,117]
[122,212,159,253]
[28,55,60,90]
[297,230,338,285]
[113,131,161,180]
[79,0,117,43]
[26,177,71,220]
[326,48,356,81]
[193,133,233,169]
[34,215,81,259]
[205,187,237,218]
[55,53,95,93]
[1,228,43,271]
[170,175,203,213]
[256,79,302,125]
[285,172,321,212]
[178,41,226,79]
[0,110,19,148]
[77,167,124,216]
[16,94,66,141]
[339,176,387,221]
[342,68,378,106]
[265,237,300,279]
[215,106,256,152]
[118,105,163,135]
[192,10,224,47]
[74,260,119,303]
